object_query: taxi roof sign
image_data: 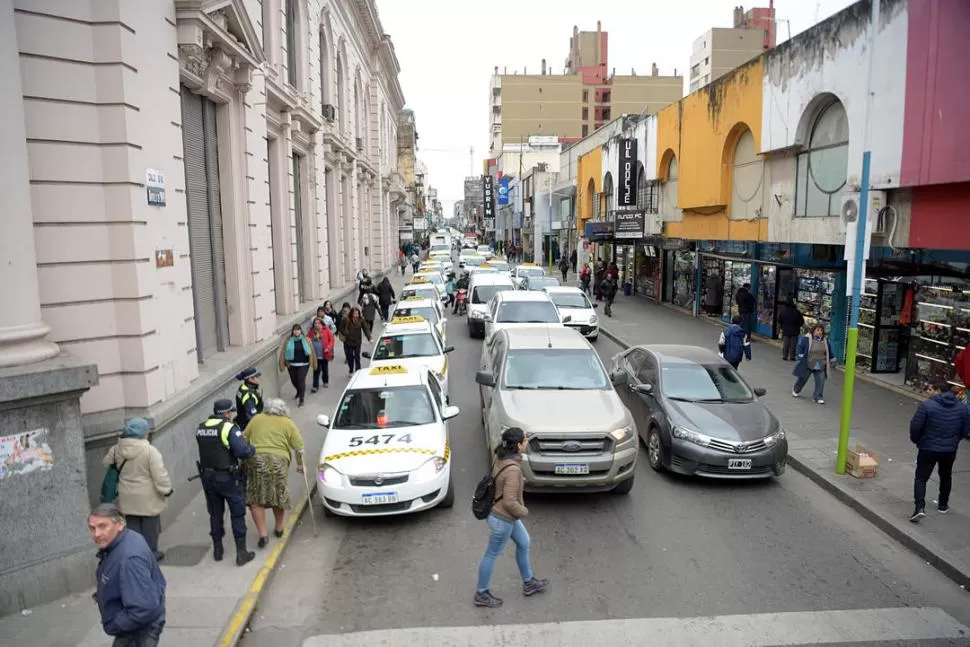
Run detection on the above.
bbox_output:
[390,315,426,324]
[410,277,429,283]
[370,365,408,375]
[403,296,426,302]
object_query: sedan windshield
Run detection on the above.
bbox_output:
[661,363,754,402]
[415,273,443,285]
[334,386,435,428]
[550,293,592,309]
[527,277,560,290]
[401,287,438,301]
[472,284,510,304]
[372,332,440,359]
[517,267,545,278]
[464,256,485,266]
[496,301,560,323]
[393,306,439,324]
[503,349,608,390]
[488,261,510,271]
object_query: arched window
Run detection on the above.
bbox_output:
[795,100,849,217]
[602,173,614,220]
[731,129,764,220]
[662,155,679,215]
[318,25,331,111]
[285,0,303,89]
[335,52,346,131]
[586,178,595,221]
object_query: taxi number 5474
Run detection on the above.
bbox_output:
[348,434,413,447]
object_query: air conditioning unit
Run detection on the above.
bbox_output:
[840,190,887,234]
[356,137,364,152]
[322,104,336,122]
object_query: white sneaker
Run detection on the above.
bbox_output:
[816,399,825,405]
[792,390,800,398]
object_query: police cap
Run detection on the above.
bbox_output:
[235,367,261,381]
[213,399,236,415]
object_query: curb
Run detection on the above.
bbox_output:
[598,322,970,592]
[215,490,310,647]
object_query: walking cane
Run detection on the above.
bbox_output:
[300,461,319,537]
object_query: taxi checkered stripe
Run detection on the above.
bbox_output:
[324,447,436,462]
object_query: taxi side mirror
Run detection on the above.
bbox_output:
[316,414,331,427]
[443,345,455,354]
[476,371,496,387]
[592,303,599,309]
[562,315,573,323]
[442,405,460,420]
[754,387,767,397]
[362,351,372,359]
[483,313,493,322]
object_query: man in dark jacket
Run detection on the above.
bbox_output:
[909,381,970,523]
[735,283,756,336]
[600,275,618,317]
[89,503,166,646]
[718,315,752,369]
[375,277,396,322]
[777,301,805,361]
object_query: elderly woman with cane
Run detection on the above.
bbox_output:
[242,398,305,548]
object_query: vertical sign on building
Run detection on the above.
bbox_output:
[482,175,495,231]
[618,138,638,208]
[497,177,510,206]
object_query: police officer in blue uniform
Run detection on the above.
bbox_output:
[234,368,263,430]
[196,399,256,566]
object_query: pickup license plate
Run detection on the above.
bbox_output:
[728,459,752,470]
[554,463,590,475]
[361,492,398,505]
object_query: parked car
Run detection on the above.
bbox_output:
[543,286,599,341]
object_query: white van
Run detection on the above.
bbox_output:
[467,272,515,339]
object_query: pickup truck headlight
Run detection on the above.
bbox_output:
[671,426,713,448]
[610,425,634,444]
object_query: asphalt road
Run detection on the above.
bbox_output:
[242,305,970,647]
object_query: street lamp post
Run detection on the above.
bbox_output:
[547,174,554,273]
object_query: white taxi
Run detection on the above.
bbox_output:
[315,364,459,517]
[512,262,547,289]
[363,315,454,398]
[413,271,448,302]
[390,297,447,342]
[399,277,442,304]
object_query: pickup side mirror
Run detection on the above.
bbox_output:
[483,313,493,322]
[443,345,455,354]
[362,351,372,359]
[754,387,767,397]
[476,371,497,387]
[316,414,331,427]
[562,315,572,323]
[609,369,627,386]
[634,383,654,395]
[442,405,460,420]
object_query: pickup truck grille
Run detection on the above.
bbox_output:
[529,436,612,455]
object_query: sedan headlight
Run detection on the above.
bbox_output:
[763,428,787,447]
[610,425,634,444]
[414,456,447,481]
[671,425,713,448]
[318,462,344,486]
[589,314,599,325]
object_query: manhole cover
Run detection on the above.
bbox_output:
[162,544,209,567]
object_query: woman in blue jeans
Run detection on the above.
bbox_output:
[792,324,836,404]
[474,427,548,608]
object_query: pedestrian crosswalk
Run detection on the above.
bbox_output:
[303,607,970,646]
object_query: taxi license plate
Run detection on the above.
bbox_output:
[554,464,589,475]
[728,459,752,470]
[361,492,398,505]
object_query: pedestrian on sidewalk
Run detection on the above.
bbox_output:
[376,276,396,322]
[445,272,457,309]
[474,427,548,608]
[600,273,619,317]
[243,399,306,547]
[308,318,335,392]
[704,272,723,317]
[234,368,263,431]
[593,259,606,301]
[908,380,970,523]
[315,303,338,333]
[410,252,420,273]
[735,283,756,336]
[361,292,380,330]
[334,302,351,336]
[196,399,256,566]
[791,324,836,404]
[339,306,372,375]
[569,248,577,273]
[89,503,166,647]
[101,418,173,562]
[718,315,752,370]
[558,256,570,283]
[579,263,591,295]
[778,301,805,361]
[278,324,316,408]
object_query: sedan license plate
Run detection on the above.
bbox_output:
[554,463,590,475]
[361,492,398,505]
[728,459,752,470]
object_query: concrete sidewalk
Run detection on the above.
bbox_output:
[595,291,970,591]
[0,271,413,647]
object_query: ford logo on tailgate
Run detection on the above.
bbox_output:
[562,441,582,453]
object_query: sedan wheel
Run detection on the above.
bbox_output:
[647,428,664,472]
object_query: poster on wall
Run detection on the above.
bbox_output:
[0,428,54,480]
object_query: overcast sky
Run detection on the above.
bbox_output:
[375,0,856,216]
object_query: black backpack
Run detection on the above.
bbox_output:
[471,464,513,519]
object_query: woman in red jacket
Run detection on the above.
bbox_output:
[308,317,335,392]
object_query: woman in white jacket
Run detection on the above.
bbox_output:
[102,418,173,560]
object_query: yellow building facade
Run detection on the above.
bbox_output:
[656,58,768,242]
[576,147,602,232]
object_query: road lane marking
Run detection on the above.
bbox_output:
[302,607,970,646]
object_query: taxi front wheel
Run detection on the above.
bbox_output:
[439,477,455,508]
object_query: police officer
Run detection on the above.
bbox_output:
[196,399,256,566]
[234,368,263,430]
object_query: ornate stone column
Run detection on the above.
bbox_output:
[0,0,59,367]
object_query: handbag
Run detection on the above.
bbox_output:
[99,458,127,503]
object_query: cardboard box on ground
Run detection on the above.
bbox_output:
[846,444,880,479]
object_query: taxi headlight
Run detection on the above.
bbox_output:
[414,456,447,480]
[318,463,344,486]
[610,425,634,444]
[589,314,599,325]
[470,309,485,319]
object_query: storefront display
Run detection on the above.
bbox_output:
[856,279,905,373]
[905,285,970,391]
[795,269,836,334]
[721,261,753,320]
[757,266,777,336]
[670,251,697,309]
[635,245,662,300]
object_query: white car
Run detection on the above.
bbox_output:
[476,245,494,259]
[315,364,458,517]
[459,253,486,270]
[543,286,599,342]
[467,273,516,339]
[483,290,570,342]
[413,271,448,302]
[363,316,454,398]
[511,263,547,289]
[390,297,447,342]
[484,259,511,275]
[400,279,443,304]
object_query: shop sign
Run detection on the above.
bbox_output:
[615,211,645,239]
[146,168,166,206]
[585,221,613,241]
[617,138,638,208]
[482,176,495,220]
[662,237,688,250]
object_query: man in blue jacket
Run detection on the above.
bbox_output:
[89,502,166,645]
[909,380,970,523]
[718,315,752,370]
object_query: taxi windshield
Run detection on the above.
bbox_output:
[393,307,439,324]
[464,256,485,266]
[472,284,509,304]
[373,332,439,359]
[488,261,510,271]
[527,277,560,290]
[550,292,592,309]
[496,301,560,323]
[401,287,438,300]
[334,386,436,428]
[416,273,443,284]
[503,349,609,390]
[517,266,545,278]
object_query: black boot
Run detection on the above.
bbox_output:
[213,540,224,562]
[235,536,255,566]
